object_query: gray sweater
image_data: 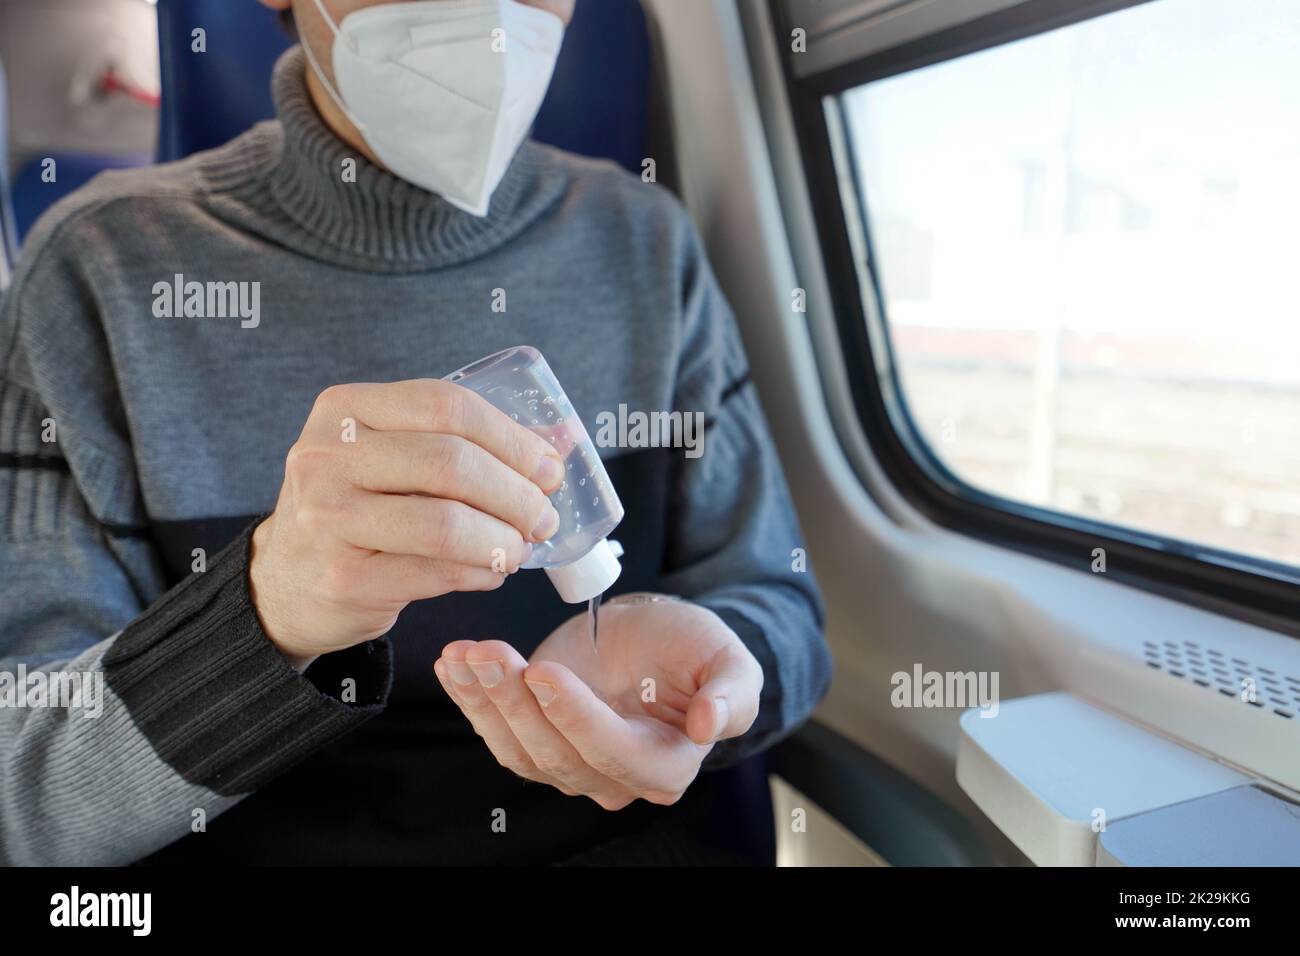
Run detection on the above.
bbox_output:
[0,48,829,865]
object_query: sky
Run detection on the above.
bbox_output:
[843,0,1300,361]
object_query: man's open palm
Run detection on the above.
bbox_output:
[433,595,762,809]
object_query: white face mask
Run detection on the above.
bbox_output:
[304,0,565,216]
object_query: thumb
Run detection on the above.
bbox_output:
[686,643,762,745]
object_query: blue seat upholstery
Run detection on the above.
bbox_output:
[533,0,652,176]
[155,0,652,176]
[11,152,153,246]
[155,1,292,163]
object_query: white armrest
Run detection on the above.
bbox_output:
[956,692,1248,865]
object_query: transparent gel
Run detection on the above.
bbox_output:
[444,346,624,641]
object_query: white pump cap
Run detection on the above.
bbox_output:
[545,539,623,604]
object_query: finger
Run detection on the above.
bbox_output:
[525,660,706,800]
[318,381,565,492]
[362,552,508,601]
[335,493,529,569]
[685,643,764,745]
[465,641,633,809]
[353,432,560,543]
[434,647,572,793]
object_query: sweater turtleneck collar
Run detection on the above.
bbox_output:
[214,46,570,274]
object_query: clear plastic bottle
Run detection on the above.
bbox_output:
[444,346,624,603]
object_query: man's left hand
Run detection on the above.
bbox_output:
[433,594,762,809]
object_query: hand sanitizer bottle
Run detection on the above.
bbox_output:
[444,346,624,603]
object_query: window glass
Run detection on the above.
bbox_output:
[842,0,1300,567]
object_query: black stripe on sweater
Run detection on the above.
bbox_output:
[0,452,69,471]
[718,370,753,408]
[104,523,154,540]
[0,453,154,539]
[702,370,753,433]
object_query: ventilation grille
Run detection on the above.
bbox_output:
[1143,640,1299,720]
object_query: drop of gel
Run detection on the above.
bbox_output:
[587,592,602,652]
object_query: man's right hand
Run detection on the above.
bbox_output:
[249,380,565,670]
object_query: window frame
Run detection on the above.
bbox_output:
[768,0,1300,638]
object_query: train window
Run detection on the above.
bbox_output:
[837,0,1300,570]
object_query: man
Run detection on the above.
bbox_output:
[0,0,830,865]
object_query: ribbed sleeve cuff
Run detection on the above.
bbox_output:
[701,606,785,770]
[102,520,392,796]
